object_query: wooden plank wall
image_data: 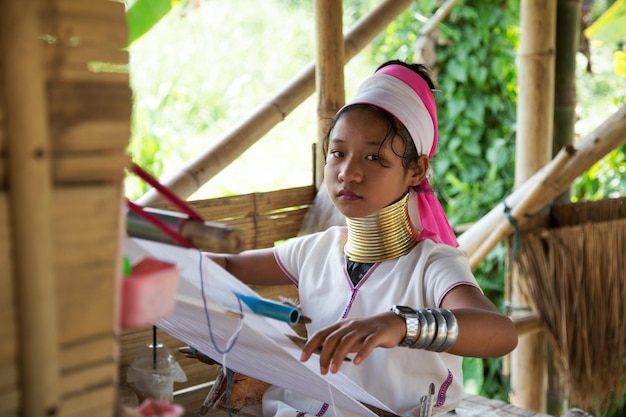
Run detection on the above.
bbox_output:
[0,1,131,416]
[119,185,316,414]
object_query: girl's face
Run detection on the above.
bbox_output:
[324,107,426,218]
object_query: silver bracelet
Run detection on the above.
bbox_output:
[434,308,458,352]
[408,308,459,352]
[426,308,448,352]
[413,309,429,349]
[412,308,436,349]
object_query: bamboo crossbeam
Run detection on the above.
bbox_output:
[458,103,626,269]
[512,314,543,337]
[137,0,415,206]
[468,146,573,269]
[419,0,458,36]
[0,0,59,416]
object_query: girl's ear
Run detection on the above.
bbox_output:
[408,155,429,187]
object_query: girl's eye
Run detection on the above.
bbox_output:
[366,154,381,161]
[329,150,344,158]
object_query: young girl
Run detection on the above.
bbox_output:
[207,60,518,416]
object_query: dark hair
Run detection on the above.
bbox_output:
[323,60,436,174]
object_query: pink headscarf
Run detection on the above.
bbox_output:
[345,63,459,247]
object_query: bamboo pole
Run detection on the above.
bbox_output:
[515,0,556,182]
[553,0,582,203]
[137,0,415,206]
[0,0,60,416]
[507,1,554,409]
[314,0,345,188]
[548,2,582,412]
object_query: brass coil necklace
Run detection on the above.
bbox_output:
[344,193,418,263]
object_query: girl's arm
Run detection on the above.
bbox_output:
[439,284,518,358]
[301,284,517,375]
[205,248,294,286]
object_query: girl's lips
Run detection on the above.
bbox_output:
[338,189,361,201]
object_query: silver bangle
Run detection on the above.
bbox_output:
[412,308,435,349]
[426,308,448,352]
[434,308,458,352]
[411,309,429,349]
[408,308,459,352]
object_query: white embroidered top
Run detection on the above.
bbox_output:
[265,226,481,417]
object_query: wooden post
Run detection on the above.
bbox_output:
[314,0,345,188]
[510,0,557,412]
[0,0,60,416]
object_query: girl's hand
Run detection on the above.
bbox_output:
[300,311,406,375]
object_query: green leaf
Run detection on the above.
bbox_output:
[126,0,173,46]
[447,58,468,82]
[463,140,482,157]
[585,0,626,44]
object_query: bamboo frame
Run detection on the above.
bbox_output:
[457,103,626,265]
[0,0,59,415]
[137,0,416,206]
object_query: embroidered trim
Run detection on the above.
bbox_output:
[435,369,454,407]
[274,248,300,286]
[341,288,359,319]
[316,403,329,416]
[436,282,482,307]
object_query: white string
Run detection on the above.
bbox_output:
[197,249,244,354]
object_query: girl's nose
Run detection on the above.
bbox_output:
[338,158,363,183]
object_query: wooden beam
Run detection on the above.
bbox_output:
[0,0,60,416]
